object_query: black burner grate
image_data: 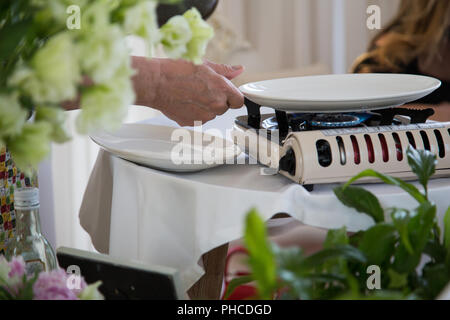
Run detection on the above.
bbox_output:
[242,98,435,142]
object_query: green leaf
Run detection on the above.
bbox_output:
[409,202,437,252]
[444,206,450,250]
[424,239,446,264]
[344,169,427,204]
[277,269,312,300]
[324,227,349,249]
[393,203,436,273]
[301,245,367,270]
[393,244,422,274]
[359,224,397,265]
[420,263,450,299]
[16,271,38,300]
[334,186,384,223]
[244,209,277,300]
[274,245,304,272]
[387,268,408,289]
[391,208,414,254]
[0,286,14,300]
[0,18,32,60]
[349,231,365,247]
[223,275,254,300]
[406,146,436,196]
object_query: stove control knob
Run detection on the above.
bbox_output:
[279,148,296,176]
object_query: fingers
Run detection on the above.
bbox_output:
[223,78,245,109]
[204,60,244,80]
[154,59,245,126]
[199,61,245,109]
[165,103,217,127]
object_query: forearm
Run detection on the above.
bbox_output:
[131,56,161,107]
[61,56,160,110]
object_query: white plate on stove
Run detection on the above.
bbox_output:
[240,73,441,112]
[90,124,241,172]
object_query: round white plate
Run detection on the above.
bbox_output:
[90,124,241,172]
[240,73,441,112]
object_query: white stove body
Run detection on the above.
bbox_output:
[232,114,450,185]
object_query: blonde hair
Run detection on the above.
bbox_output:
[352,0,450,73]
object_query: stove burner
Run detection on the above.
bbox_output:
[309,113,359,128]
[241,97,436,143]
[262,112,372,130]
[299,113,371,128]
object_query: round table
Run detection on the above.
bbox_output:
[79,108,450,297]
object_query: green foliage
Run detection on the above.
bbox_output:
[0,270,39,300]
[444,207,450,251]
[358,224,396,265]
[406,146,437,196]
[334,186,384,223]
[233,148,450,300]
[243,209,277,300]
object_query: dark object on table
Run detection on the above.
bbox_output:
[57,247,184,300]
[157,0,219,26]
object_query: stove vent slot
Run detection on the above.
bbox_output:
[364,135,375,163]
[406,131,416,149]
[378,134,389,162]
[336,136,346,165]
[420,131,431,151]
[316,139,332,167]
[434,129,445,158]
[392,132,403,161]
[350,135,360,165]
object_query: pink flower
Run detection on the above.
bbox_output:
[33,268,78,300]
[8,256,26,278]
[34,285,79,300]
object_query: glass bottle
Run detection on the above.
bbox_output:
[6,188,57,275]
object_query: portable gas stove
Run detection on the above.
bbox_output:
[232,74,450,190]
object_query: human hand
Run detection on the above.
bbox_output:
[133,57,244,126]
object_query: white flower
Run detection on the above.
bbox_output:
[122,0,160,54]
[80,0,111,31]
[6,122,52,172]
[0,256,11,284]
[182,8,214,64]
[0,93,28,140]
[8,32,80,104]
[78,281,104,300]
[76,59,136,134]
[77,25,130,84]
[160,15,193,59]
[31,0,67,26]
[35,106,71,143]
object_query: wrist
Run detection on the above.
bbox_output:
[131,56,162,107]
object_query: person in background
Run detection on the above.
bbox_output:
[352,0,450,120]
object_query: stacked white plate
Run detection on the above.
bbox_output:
[91,124,241,172]
[239,73,441,112]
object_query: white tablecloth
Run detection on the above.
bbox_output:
[79,108,450,291]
